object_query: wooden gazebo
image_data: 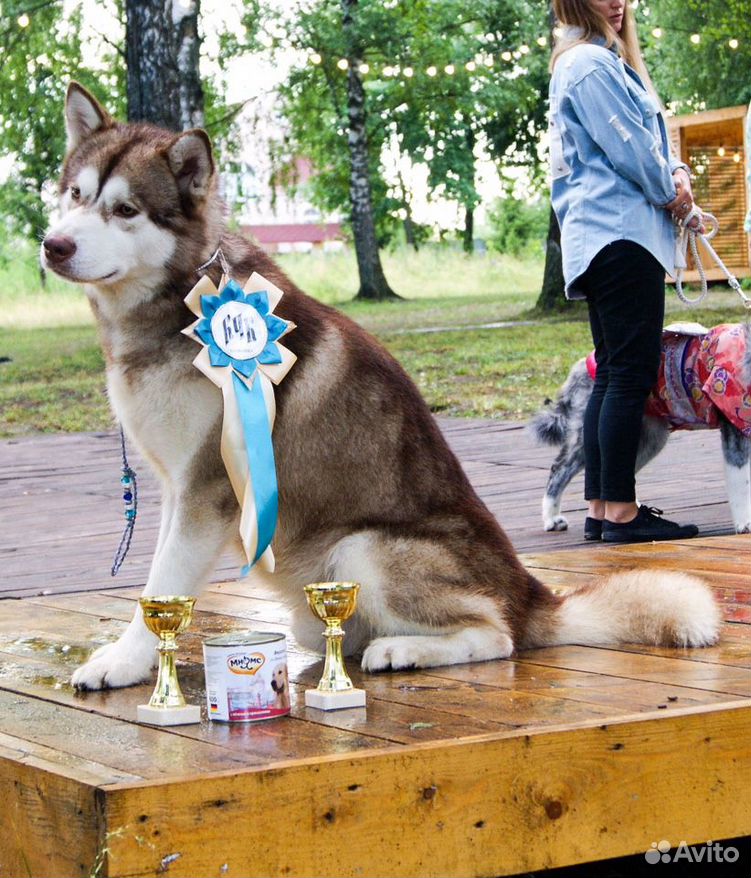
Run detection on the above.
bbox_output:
[668,104,750,282]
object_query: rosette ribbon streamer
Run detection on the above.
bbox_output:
[183,272,296,574]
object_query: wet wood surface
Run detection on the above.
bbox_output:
[0,532,750,875]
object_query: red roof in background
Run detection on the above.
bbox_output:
[243,223,343,245]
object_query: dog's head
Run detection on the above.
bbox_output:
[41,82,221,300]
[269,664,288,694]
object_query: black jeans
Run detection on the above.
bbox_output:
[580,240,665,503]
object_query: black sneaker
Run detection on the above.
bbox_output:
[584,517,603,541]
[601,506,699,543]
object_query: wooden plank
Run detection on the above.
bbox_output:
[0,753,101,878]
[514,645,751,696]
[0,691,264,779]
[98,703,751,878]
[1,423,742,598]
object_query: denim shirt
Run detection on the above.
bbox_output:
[549,36,684,299]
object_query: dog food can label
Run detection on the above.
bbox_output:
[202,632,289,722]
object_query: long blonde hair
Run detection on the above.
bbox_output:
[550,0,657,96]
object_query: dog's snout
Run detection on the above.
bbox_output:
[43,235,77,263]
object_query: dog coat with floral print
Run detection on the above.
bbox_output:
[586,324,751,435]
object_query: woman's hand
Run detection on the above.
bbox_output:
[666,168,702,229]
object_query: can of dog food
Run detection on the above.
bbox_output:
[202,632,290,722]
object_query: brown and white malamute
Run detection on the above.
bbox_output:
[42,83,720,691]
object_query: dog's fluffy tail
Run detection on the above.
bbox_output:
[527,401,567,446]
[524,570,721,649]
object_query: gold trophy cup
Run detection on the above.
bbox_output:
[136,596,201,725]
[303,582,366,710]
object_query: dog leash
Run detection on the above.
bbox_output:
[111,425,138,576]
[675,207,751,309]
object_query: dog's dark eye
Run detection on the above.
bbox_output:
[70,186,81,201]
[114,203,139,219]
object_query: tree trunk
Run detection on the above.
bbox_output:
[125,0,204,131]
[536,7,567,312]
[463,207,474,254]
[341,0,399,300]
[535,206,567,311]
[397,168,418,251]
[462,123,476,253]
[175,0,205,129]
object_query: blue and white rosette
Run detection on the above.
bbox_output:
[183,271,296,574]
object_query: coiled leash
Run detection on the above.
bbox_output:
[111,425,138,576]
[675,206,751,309]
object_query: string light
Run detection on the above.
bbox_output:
[307,28,744,78]
[734,153,742,163]
[17,13,30,26]
[717,146,726,156]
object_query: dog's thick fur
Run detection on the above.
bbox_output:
[530,344,751,534]
[42,84,720,692]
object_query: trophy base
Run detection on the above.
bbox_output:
[137,703,201,726]
[305,688,366,711]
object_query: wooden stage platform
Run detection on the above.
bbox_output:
[1,423,751,876]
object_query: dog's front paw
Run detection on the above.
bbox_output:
[735,522,751,534]
[544,515,569,532]
[71,640,156,691]
[362,636,454,671]
[362,637,419,672]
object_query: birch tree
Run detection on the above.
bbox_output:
[125,0,204,130]
[340,0,398,300]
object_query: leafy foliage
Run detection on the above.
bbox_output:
[0,0,125,240]
[641,0,751,110]
[275,0,552,244]
[488,194,547,256]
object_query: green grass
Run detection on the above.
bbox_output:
[1,241,749,437]
[0,325,112,434]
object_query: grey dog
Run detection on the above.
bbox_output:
[529,328,751,535]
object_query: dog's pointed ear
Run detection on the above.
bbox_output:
[65,82,112,153]
[163,130,214,201]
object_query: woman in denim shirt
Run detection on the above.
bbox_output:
[549,0,701,543]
